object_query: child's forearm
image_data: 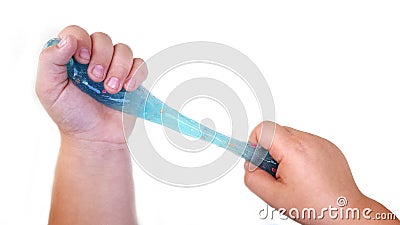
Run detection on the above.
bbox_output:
[353,196,399,225]
[48,135,137,225]
[330,196,399,225]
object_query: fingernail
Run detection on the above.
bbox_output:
[107,77,120,90]
[79,48,90,60]
[248,162,258,172]
[126,78,137,90]
[92,65,104,78]
[57,37,67,48]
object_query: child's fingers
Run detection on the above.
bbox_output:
[248,121,275,150]
[124,58,148,91]
[58,25,92,65]
[104,43,133,94]
[247,121,275,172]
[248,121,296,163]
[244,161,282,204]
[87,32,113,82]
[243,121,300,205]
[37,25,91,108]
[38,35,77,74]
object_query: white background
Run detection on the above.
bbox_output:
[1,1,399,224]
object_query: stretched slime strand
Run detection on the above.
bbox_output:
[45,38,278,177]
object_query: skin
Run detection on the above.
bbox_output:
[36,25,147,225]
[37,25,398,225]
[245,121,400,225]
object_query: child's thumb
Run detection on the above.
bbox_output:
[36,36,77,106]
[244,122,295,205]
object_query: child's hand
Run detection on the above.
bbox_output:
[244,121,398,225]
[36,25,147,146]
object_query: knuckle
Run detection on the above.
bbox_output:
[39,49,50,61]
[91,32,112,42]
[262,120,277,130]
[243,173,252,187]
[115,43,133,55]
[110,63,131,77]
[61,25,88,36]
[115,42,130,49]
[34,83,41,97]
[262,120,273,126]
[65,24,82,30]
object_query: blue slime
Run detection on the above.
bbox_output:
[45,38,279,177]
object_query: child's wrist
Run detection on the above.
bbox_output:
[60,134,129,155]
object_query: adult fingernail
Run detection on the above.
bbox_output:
[107,77,120,90]
[92,65,104,78]
[79,48,90,60]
